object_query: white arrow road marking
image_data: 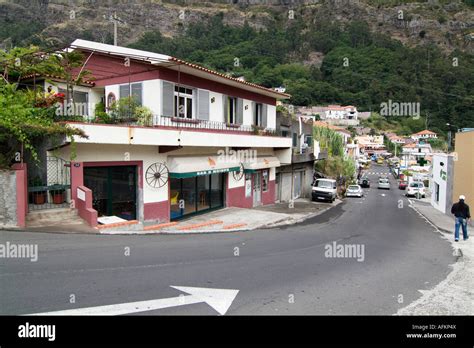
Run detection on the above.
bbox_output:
[27,286,239,316]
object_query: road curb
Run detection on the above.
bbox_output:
[408,200,452,235]
[3,200,343,236]
[91,200,343,235]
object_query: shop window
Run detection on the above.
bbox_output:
[262,170,269,192]
[170,173,224,220]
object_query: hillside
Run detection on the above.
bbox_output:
[1,0,473,52]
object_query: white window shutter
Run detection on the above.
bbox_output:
[197,89,210,120]
[162,80,174,117]
[262,104,268,128]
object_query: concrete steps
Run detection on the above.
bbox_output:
[26,208,83,227]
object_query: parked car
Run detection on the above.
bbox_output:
[312,178,337,202]
[398,181,408,190]
[378,178,390,190]
[358,176,370,188]
[406,182,426,198]
[346,185,363,198]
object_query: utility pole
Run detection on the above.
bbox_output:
[114,14,118,46]
[107,12,125,46]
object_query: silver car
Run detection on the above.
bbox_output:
[378,178,390,190]
[346,184,363,198]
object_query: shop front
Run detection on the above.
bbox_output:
[244,157,280,208]
[168,156,240,220]
[83,164,139,221]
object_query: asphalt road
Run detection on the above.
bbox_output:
[0,164,456,315]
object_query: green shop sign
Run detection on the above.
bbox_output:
[170,166,241,179]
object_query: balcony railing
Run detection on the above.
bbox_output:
[57,113,278,136]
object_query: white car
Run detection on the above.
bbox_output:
[346,185,363,198]
[378,178,390,190]
[406,182,426,198]
[312,178,337,202]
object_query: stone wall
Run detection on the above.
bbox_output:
[0,170,18,228]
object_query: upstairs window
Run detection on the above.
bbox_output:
[292,132,298,147]
[58,88,89,116]
[255,103,263,127]
[228,97,237,124]
[281,126,290,138]
[174,86,194,119]
[119,83,142,105]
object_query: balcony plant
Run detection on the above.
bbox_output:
[108,97,139,124]
[50,185,66,204]
[29,176,47,205]
[136,106,153,126]
[251,124,264,135]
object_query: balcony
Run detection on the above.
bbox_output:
[57,114,278,136]
[58,114,292,150]
[292,146,315,163]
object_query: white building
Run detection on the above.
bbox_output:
[411,130,438,141]
[325,105,358,120]
[34,39,292,227]
[431,153,454,214]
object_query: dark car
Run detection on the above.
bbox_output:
[398,181,408,190]
[359,177,370,188]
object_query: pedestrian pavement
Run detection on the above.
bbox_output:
[103,198,341,234]
[398,199,474,315]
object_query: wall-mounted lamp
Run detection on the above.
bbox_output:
[211,97,215,103]
[244,105,249,110]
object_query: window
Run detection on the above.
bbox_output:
[174,85,194,119]
[281,126,290,138]
[262,170,269,192]
[292,132,298,147]
[228,97,237,124]
[119,83,142,105]
[107,92,116,108]
[255,103,263,126]
[58,88,89,116]
[435,183,440,202]
[305,135,313,147]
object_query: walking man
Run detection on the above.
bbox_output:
[451,195,471,242]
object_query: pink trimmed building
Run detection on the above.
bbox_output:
[31,40,292,226]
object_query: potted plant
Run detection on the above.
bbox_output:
[50,185,66,204]
[29,176,47,205]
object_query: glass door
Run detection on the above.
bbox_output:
[84,166,137,220]
[253,172,262,207]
